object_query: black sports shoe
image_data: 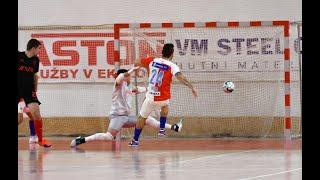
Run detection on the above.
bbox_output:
[171,118,184,132]
[70,136,86,147]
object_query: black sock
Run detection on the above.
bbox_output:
[78,137,86,144]
[171,124,179,132]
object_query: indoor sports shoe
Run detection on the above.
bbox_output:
[70,136,86,147]
[128,140,139,147]
[158,128,166,136]
[38,139,52,148]
[29,136,38,144]
[172,118,184,132]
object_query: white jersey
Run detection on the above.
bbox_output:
[109,74,133,116]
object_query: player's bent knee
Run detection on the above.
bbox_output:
[136,116,147,129]
[139,112,148,119]
[160,111,168,117]
[160,106,169,116]
[107,129,118,138]
[105,132,114,140]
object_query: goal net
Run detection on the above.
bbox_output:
[114,21,301,138]
[17,21,301,139]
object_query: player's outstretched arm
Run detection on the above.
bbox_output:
[175,72,198,97]
[115,66,140,86]
[131,86,148,94]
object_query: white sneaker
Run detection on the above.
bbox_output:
[29,136,38,144]
[70,139,76,147]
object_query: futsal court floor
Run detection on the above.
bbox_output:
[18,137,301,180]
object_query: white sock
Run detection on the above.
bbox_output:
[85,132,114,142]
[146,116,172,129]
[165,123,172,130]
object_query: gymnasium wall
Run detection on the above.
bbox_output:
[18,0,302,118]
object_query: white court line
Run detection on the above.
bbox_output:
[238,168,302,180]
[138,167,288,172]
[122,150,258,168]
[119,150,259,179]
[135,150,258,168]
[110,150,259,176]
[56,150,257,171]
[176,150,257,165]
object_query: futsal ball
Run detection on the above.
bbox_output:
[223,81,235,93]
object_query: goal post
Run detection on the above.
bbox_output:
[113,21,297,139]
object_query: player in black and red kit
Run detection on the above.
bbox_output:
[17,39,52,148]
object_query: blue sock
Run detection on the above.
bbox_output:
[133,128,142,141]
[160,116,167,129]
[29,120,36,136]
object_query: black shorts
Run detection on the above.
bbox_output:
[17,91,41,106]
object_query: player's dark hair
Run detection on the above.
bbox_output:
[27,39,41,50]
[162,43,174,58]
[117,69,128,75]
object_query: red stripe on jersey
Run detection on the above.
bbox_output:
[154,65,173,101]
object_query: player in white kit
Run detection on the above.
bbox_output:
[70,67,183,147]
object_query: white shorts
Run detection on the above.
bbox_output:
[18,101,28,113]
[139,98,169,118]
[108,115,137,131]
